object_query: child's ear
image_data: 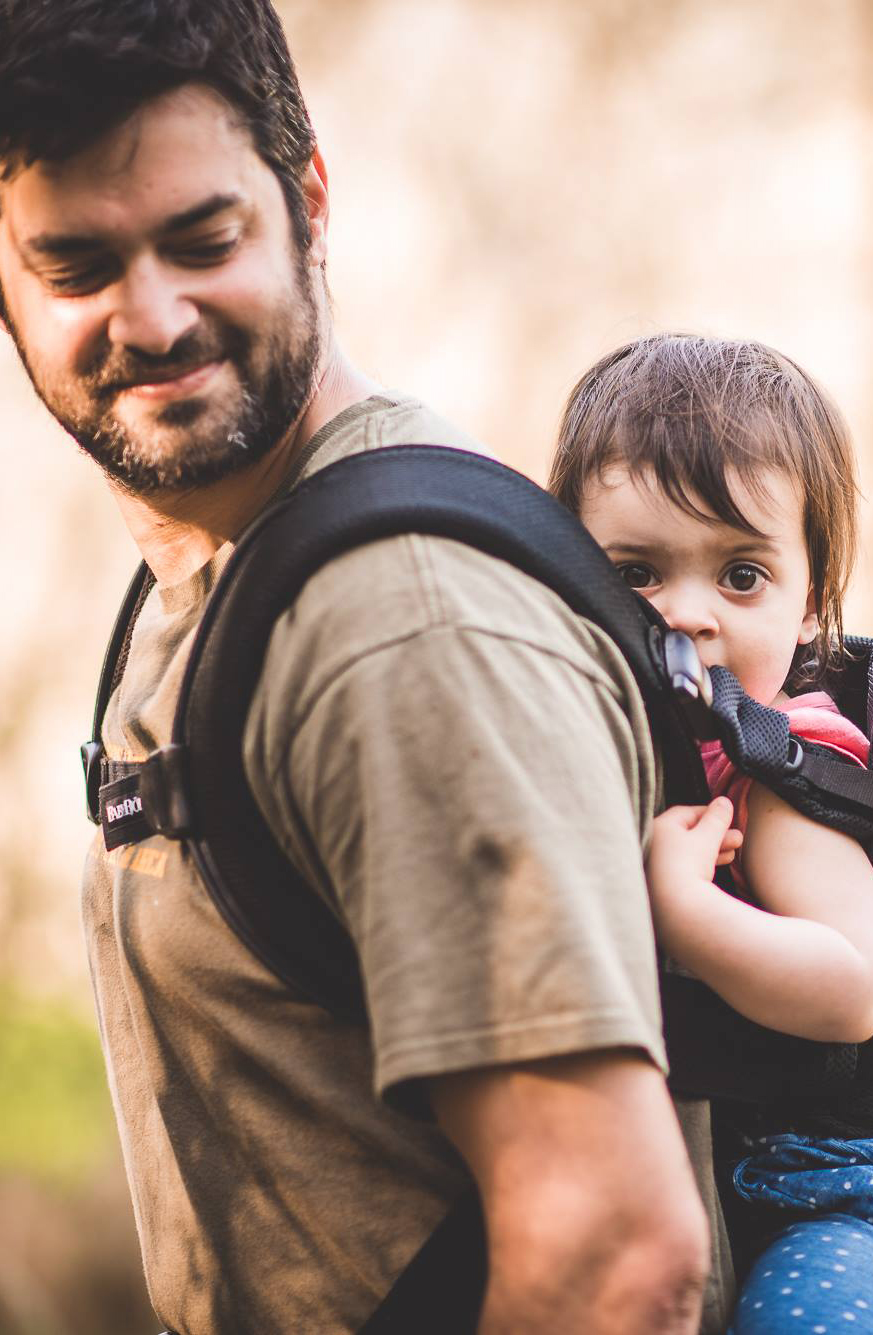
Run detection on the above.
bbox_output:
[797,586,819,646]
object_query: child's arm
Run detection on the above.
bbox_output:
[647,792,873,1042]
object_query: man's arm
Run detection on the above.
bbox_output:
[430,1050,710,1335]
[245,533,718,1324]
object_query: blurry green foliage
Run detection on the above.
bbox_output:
[0,990,114,1185]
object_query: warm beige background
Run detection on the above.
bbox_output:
[1,2,871,1330]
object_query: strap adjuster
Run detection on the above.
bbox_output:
[140,745,193,838]
[81,740,104,824]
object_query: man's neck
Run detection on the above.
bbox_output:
[112,335,384,586]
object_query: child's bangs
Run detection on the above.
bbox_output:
[606,402,805,540]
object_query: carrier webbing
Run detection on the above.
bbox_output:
[81,446,873,1331]
[706,661,873,851]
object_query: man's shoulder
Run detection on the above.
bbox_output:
[296,392,489,483]
[297,533,627,688]
[277,392,646,717]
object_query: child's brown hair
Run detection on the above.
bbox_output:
[548,333,859,677]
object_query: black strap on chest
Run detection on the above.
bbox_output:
[82,446,873,1330]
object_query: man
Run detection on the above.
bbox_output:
[0,2,732,1331]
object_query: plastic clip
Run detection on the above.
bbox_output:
[81,740,104,825]
[139,745,193,839]
[662,630,715,738]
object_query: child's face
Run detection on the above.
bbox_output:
[580,466,818,705]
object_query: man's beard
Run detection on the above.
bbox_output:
[6,267,320,497]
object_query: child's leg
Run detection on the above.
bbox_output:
[729,1215,873,1333]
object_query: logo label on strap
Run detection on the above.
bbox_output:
[99,773,152,851]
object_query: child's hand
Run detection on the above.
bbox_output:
[649,798,743,874]
[645,798,742,956]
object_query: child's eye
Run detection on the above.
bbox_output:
[616,562,658,590]
[723,563,767,594]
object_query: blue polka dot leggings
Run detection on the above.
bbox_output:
[728,1135,873,1335]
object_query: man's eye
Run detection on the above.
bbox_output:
[724,564,766,593]
[45,265,111,296]
[174,237,240,266]
[616,563,658,590]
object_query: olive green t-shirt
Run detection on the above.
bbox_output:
[82,394,732,1334]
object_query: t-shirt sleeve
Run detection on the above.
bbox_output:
[244,541,666,1104]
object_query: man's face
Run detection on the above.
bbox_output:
[0,84,319,494]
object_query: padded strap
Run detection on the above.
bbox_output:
[708,667,793,779]
[707,663,873,845]
[663,973,859,1102]
[82,563,154,824]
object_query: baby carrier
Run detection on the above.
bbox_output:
[82,445,873,1333]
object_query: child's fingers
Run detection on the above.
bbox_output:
[706,794,733,818]
[692,795,734,834]
[714,825,743,866]
[650,799,739,873]
[684,796,736,857]
[654,804,715,831]
[656,798,734,832]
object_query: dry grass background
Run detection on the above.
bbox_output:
[0,1,871,1329]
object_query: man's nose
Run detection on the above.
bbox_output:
[106,259,199,356]
[652,585,719,640]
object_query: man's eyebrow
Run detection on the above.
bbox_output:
[20,193,243,258]
[161,192,243,233]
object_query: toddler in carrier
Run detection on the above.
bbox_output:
[549,333,873,1334]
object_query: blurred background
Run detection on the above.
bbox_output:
[1,0,871,1329]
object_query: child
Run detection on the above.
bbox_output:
[549,333,873,1335]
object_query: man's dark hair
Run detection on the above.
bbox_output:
[0,0,316,246]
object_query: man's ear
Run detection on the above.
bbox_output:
[797,586,819,646]
[301,146,329,268]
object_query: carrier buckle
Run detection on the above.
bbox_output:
[662,630,715,737]
[81,740,104,825]
[139,745,193,839]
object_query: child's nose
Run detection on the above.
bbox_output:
[653,587,719,641]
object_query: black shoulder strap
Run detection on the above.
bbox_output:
[81,562,154,823]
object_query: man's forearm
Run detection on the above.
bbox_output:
[479,1236,706,1334]
[476,1165,707,1335]
[431,1052,710,1335]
